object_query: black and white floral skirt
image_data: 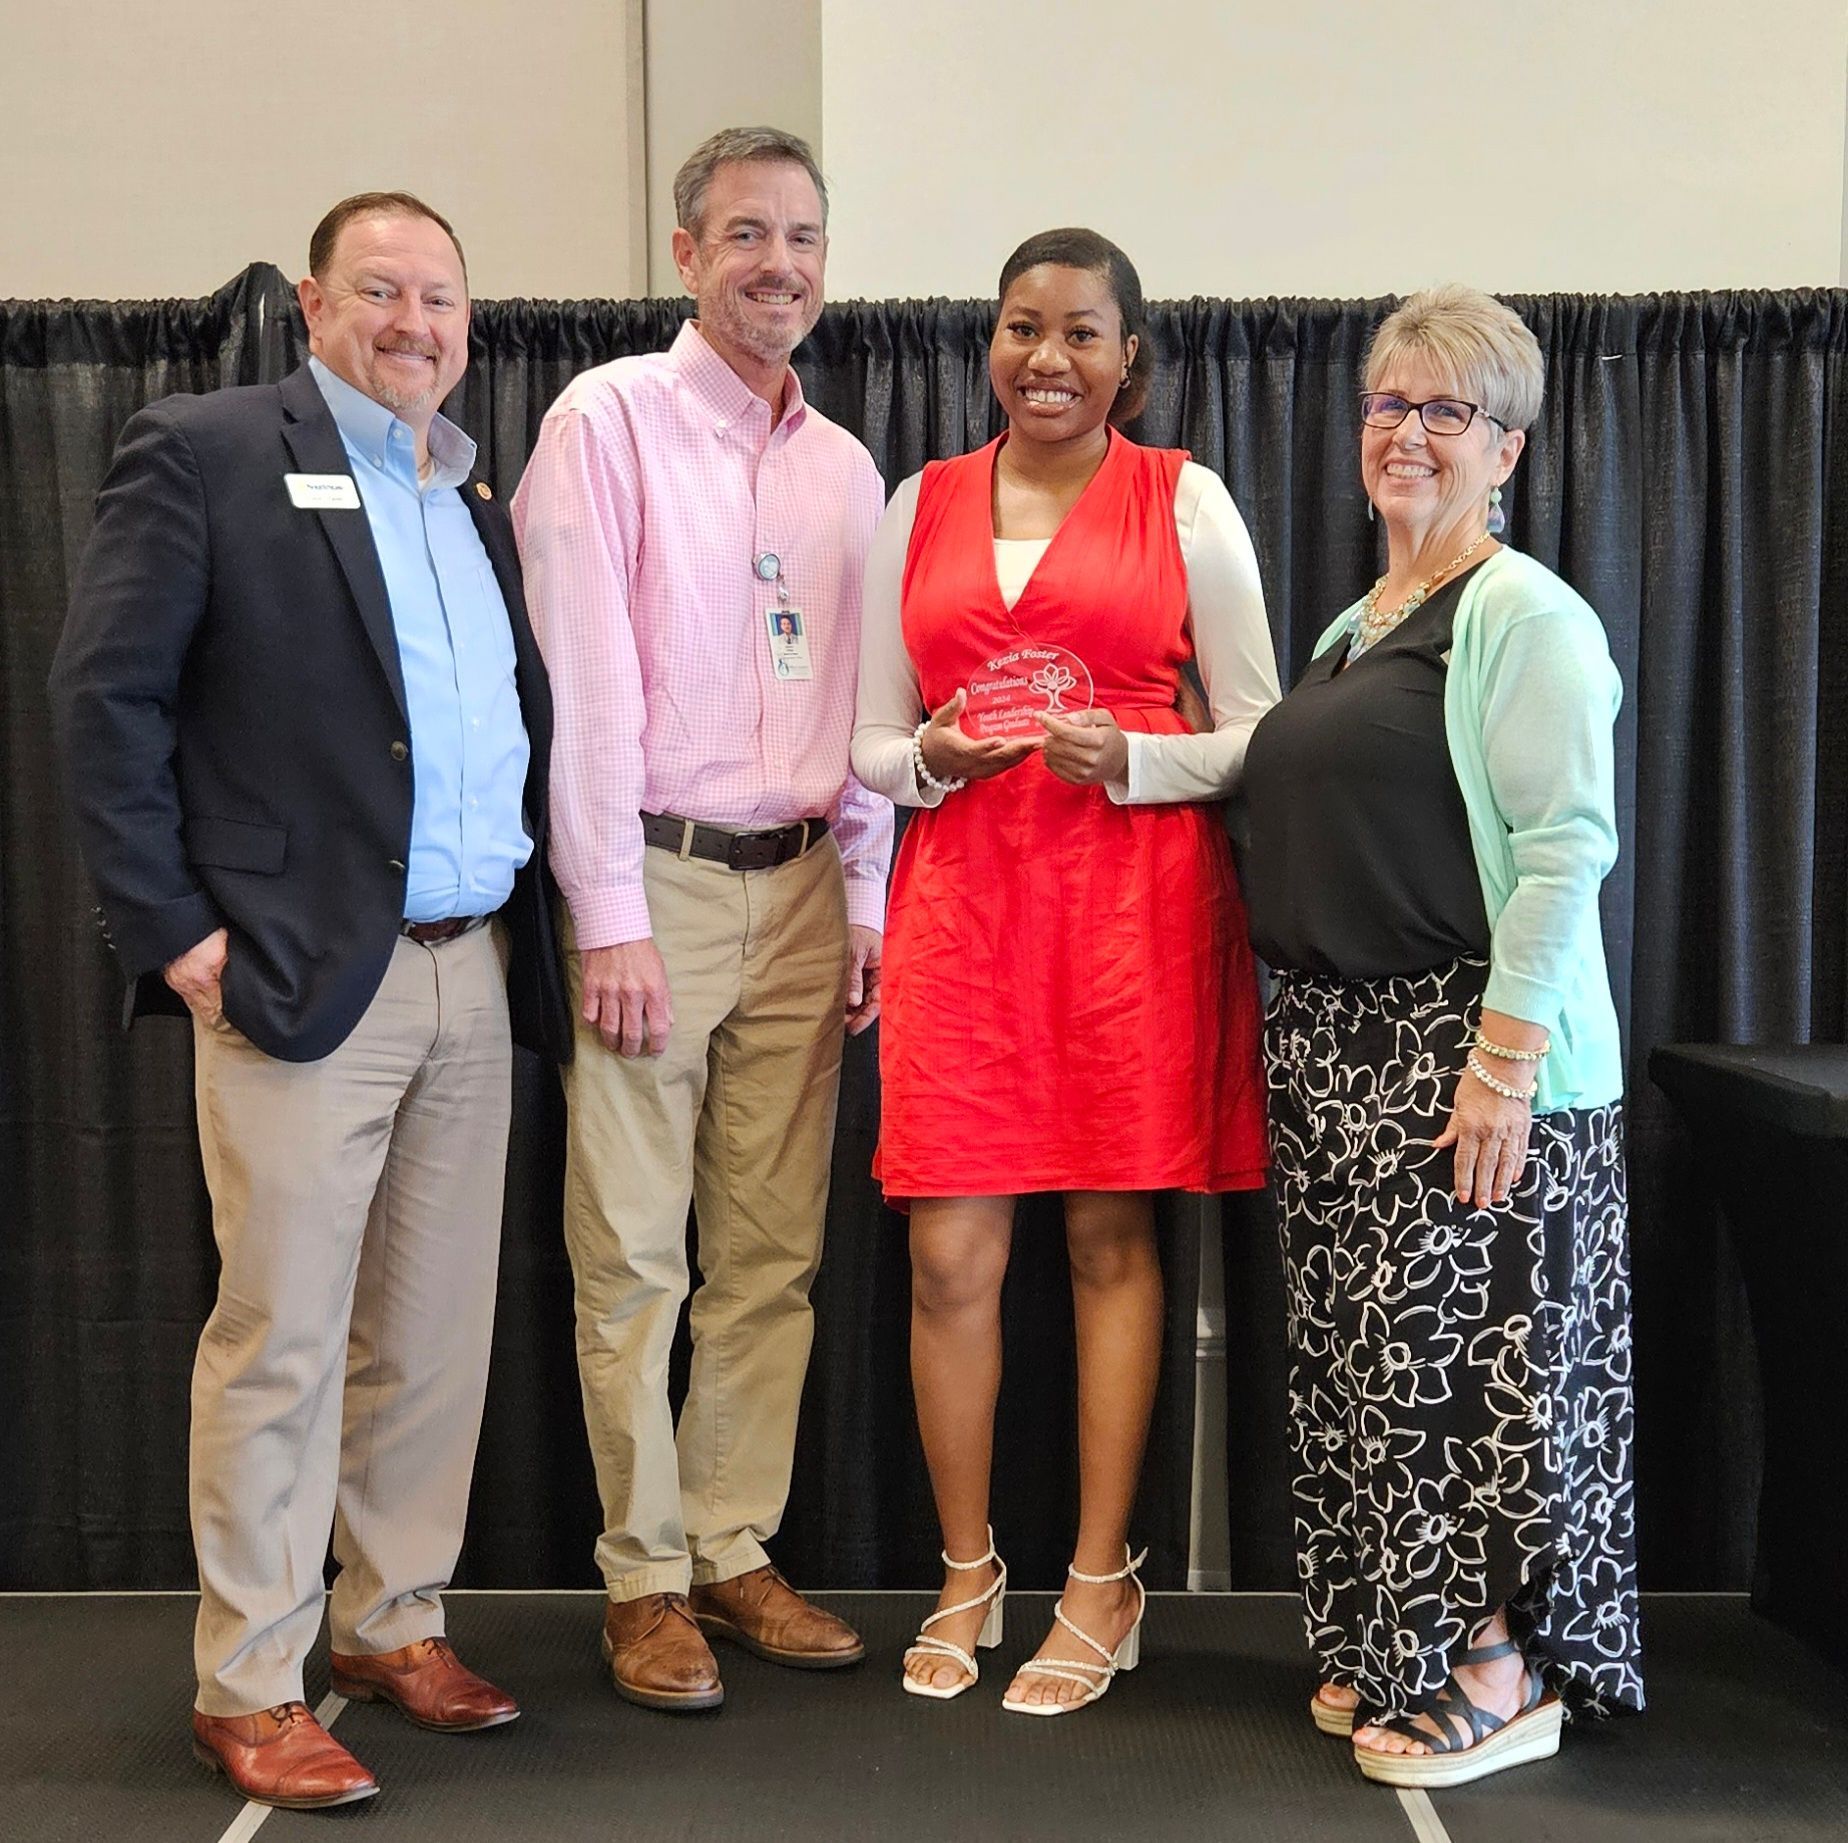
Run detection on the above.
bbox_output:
[1266,956,1645,1723]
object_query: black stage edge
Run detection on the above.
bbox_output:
[1651,1043,1848,1678]
[5,1593,1844,1841]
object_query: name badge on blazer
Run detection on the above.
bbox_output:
[285,472,362,510]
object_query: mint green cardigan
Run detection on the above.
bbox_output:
[1312,547,1625,1114]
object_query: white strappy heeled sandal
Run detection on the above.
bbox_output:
[901,1527,1007,1701]
[1001,1545,1146,1716]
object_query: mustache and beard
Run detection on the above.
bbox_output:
[365,338,445,416]
[701,272,818,366]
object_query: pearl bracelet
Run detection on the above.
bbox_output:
[1473,1028,1549,1063]
[1466,1052,1536,1102]
[912,719,967,796]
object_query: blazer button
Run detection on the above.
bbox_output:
[390,740,409,761]
[388,858,406,872]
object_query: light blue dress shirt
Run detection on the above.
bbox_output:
[309,357,532,921]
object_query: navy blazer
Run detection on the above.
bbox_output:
[49,364,572,1065]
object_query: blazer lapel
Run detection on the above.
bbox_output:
[277,366,408,720]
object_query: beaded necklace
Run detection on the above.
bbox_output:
[1349,530,1492,656]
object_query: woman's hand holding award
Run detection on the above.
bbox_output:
[1035,704,1129,786]
[918,688,1043,787]
[961,637,1125,784]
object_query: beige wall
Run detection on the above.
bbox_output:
[0,0,645,301]
[1841,38,1848,283]
[6,1,1847,302]
[644,0,822,294]
[821,0,1848,299]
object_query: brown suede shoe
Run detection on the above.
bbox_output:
[330,1636,520,1731]
[601,1593,724,1711]
[690,1565,866,1668]
[191,1703,379,1809]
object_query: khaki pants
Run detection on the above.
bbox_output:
[562,836,849,1601]
[188,926,510,1715]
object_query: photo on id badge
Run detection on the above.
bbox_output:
[766,605,813,680]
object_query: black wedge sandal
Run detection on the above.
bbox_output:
[1353,1638,1562,1789]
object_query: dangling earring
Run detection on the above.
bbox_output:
[1487,484,1505,535]
[1366,498,1375,523]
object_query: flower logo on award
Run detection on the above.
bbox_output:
[1029,660,1078,713]
[962,643,1095,738]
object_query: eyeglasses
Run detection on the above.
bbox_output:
[1359,392,1507,436]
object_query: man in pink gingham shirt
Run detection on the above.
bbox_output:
[512,126,890,1713]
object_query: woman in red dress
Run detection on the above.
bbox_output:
[851,229,1278,1713]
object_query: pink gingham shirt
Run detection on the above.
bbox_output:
[512,323,893,949]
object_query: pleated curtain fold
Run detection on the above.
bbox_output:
[3,268,1843,1593]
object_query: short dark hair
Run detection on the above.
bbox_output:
[997,227,1152,425]
[673,126,828,239]
[308,191,468,286]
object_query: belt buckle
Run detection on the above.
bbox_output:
[727,830,777,872]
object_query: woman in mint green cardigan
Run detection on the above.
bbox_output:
[1241,284,1643,1791]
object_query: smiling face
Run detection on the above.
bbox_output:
[989,263,1137,448]
[672,158,827,377]
[1361,352,1524,541]
[297,211,469,429]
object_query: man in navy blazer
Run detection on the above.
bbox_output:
[49,192,568,1811]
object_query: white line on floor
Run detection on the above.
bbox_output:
[212,1796,272,1843]
[1397,1788,1454,1843]
[210,1693,347,1843]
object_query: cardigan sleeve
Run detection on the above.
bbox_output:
[1477,607,1622,1026]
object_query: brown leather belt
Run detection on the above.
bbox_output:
[640,811,830,872]
[401,914,492,945]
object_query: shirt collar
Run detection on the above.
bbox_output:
[307,355,478,489]
[665,320,808,434]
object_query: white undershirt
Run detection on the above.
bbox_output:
[992,537,1052,609]
[851,460,1282,807]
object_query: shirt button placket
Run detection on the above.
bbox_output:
[761,475,796,788]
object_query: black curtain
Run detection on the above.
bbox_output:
[4,268,1844,1595]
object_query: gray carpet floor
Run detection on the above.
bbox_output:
[3,1592,1842,1841]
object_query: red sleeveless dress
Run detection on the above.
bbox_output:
[876,432,1268,1198]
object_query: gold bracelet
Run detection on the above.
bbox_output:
[1473,1029,1548,1063]
[1466,1052,1536,1101]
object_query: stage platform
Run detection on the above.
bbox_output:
[5,1591,1843,1841]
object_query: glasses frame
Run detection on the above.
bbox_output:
[1359,391,1508,436]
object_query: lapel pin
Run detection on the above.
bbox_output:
[476,481,493,500]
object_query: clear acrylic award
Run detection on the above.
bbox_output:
[960,643,1095,738]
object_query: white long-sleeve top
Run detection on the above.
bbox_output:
[852,460,1280,808]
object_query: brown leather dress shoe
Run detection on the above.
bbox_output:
[690,1565,866,1668]
[329,1636,520,1731]
[191,1703,379,1809]
[601,1593,724,1711]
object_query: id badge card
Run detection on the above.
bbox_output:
[765,607,813,681]
[285,472,362,510]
